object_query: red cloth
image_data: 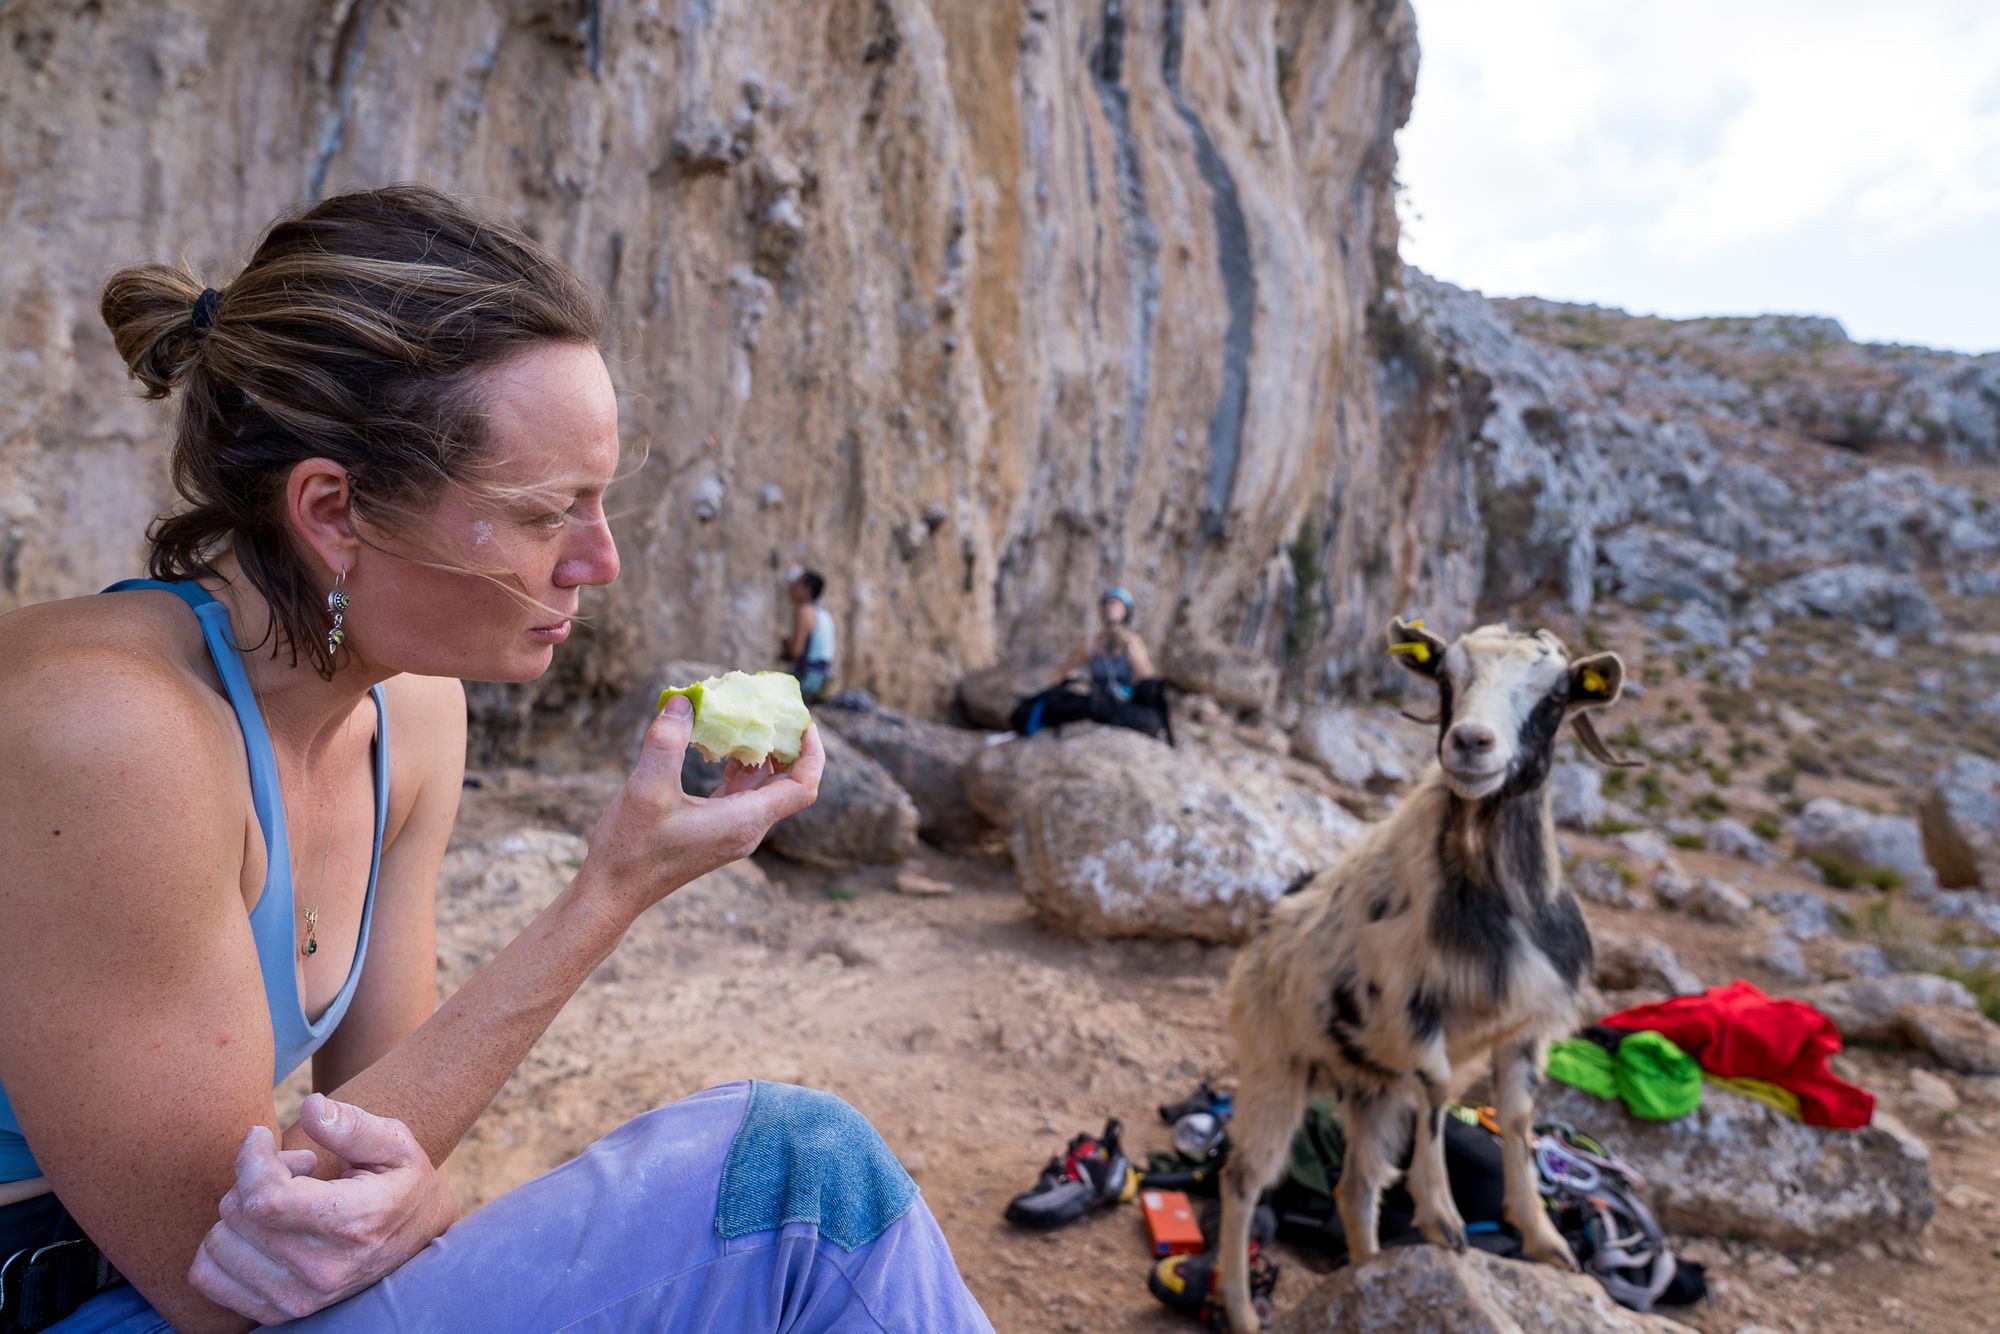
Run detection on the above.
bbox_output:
[1600,979,1874,1129]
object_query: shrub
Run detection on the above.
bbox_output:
[1669,831,1704,850]
[1750,815,1784,842]
[1640,772,1670,811]
[1692,792,1729,820]
[1938,966,2000,1024]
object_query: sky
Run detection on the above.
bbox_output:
[1396,0,2000,354]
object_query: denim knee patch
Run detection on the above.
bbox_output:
[713,1080,918,1251]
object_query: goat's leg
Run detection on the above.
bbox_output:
[1408,1066,1467,1250]
[1332,1086,1406,1265]
[1219,1062,1308,1332]
[1493,1038,1578,1269]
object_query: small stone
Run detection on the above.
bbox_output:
[892,868,955,897]
[1943,1182,1991,1210]
[1762,934,1811,983]
[1907,1069,1960,1115]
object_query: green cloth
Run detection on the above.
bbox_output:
[1545,1032,1702,1121]
[1547,1038,1620,1100]
[1614,1030,1702,1120]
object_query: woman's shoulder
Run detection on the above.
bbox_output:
[0,593,239,765]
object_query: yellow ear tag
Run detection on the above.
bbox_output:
[1581,668,1606,695]
[1388,641,1432,664]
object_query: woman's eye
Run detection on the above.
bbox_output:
[535,507,573,530]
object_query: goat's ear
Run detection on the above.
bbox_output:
[1568,652,1625,709]
[1386,617,1449,678]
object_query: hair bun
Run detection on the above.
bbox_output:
[100,262,214,399]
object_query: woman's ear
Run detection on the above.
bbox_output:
[286,458,361,576]
[1386,617,1449,678]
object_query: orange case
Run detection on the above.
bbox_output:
[1142,1189,1205,1257]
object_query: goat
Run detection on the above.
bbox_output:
[1217,618,1631,1331]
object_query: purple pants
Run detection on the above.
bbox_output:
[56,1082,992,1332]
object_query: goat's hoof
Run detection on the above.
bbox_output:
[1525,1230,1580,1271]
[1418,1214,1468,1251]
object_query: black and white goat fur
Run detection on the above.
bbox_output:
[1217,618,1630,1331]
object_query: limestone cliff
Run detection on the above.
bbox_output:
[3,0,1467,750]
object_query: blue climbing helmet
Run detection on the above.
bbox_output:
[1102,586,1135,614]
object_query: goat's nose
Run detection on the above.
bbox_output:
[1449,722,1497,755]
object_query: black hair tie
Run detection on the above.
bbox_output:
[190,287,221,335]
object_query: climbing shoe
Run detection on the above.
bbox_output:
[1147,1245,1278,1330]
[1003,1119,1139,1229]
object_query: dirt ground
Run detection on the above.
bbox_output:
[409,771,2000,1333]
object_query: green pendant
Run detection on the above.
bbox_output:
[306,937,317,956]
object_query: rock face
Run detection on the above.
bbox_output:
[966,725,1365,943]
[1793,797,1938,892]
[1921,753,2000,891]
[1271,1245,1695,1334]
[816,701,987,847]
[1537,1082,1935,1251]
[2,0,1487,744]
[765,728,920,870]
[1291,704,1427,791]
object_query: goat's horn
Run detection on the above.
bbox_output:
[1573,711,1644,768]
[1400,710,1440,726]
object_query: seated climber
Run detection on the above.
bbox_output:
[0,187,990,1332]
[783,568,838,703]
[1007,587,1173,743]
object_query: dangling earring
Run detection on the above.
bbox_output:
[327,570,350,658]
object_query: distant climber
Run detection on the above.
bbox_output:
[783,568,837,702]
[1005,587,1172,742]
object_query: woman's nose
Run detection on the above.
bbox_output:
[557,521,620,588]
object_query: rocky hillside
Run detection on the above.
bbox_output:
[2,0,1487,747]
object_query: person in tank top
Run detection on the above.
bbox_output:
[0,187,990,1334]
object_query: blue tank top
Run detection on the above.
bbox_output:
[0,579,390,1183]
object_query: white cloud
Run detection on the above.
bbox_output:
[1398,0,2000,351]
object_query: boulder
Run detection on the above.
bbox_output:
[965,725,1366,943]
[1569,856,1646,910]
[1900,1004,2000,1076]
[765,728,920,871]
[1765,564,1942,637]
[1704,817,1775,866]
[1549,762,1606,831]
[1537,1082,1934,1250]
[1793,797,1938,893]
[1797,973,1978,1041]
[1593,933,1702,995]
[1291,704,1427,791]
[817,701,988,846]
[1920,753,2000,891]
[955,657,1052,730]
[1674,875,1752,925]
[1161,638,1279,715]
[1615,829,1672,863]
[1271,1245,1695,1333]
[1757,888,1837,941]
[1761,933,1812,984]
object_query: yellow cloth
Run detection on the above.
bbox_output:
[1705,1073,1804,1120]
